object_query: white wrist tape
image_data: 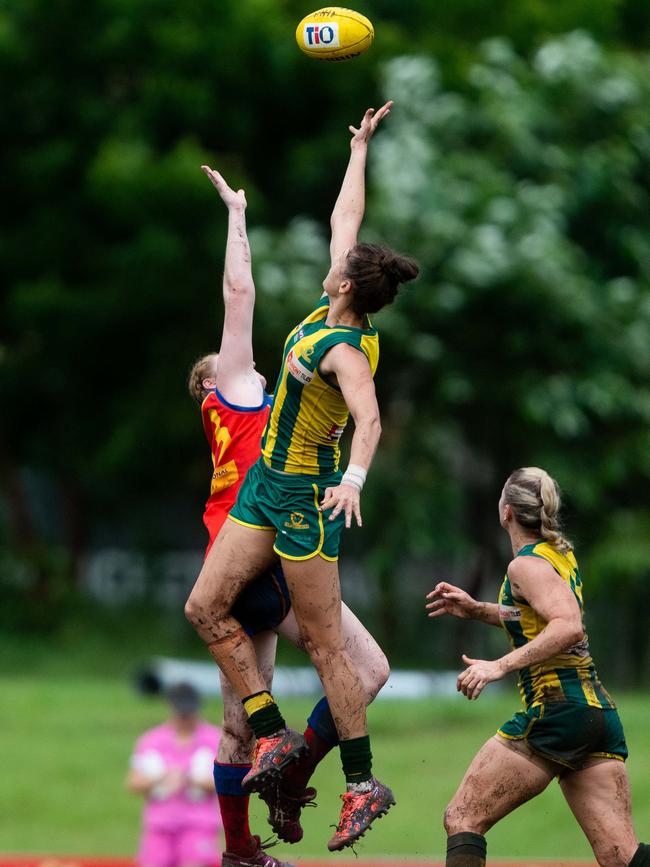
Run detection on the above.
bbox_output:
[341,463,367,492]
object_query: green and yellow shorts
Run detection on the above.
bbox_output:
[228,457,345,561]
[497,702,628,772]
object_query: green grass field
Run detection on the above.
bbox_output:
[2,672,649,862]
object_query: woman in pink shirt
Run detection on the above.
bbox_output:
[128,683,223,867]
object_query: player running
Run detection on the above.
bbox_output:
[186,102,419,850]
[190,165,390,866]
[426,467,649,867]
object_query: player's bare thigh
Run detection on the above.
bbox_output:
[188,519,276,613]
[560,758,638,867]
[444,735,555,835]
[276,601,389,701]
[279,555,343,650]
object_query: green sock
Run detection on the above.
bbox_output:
[339,735,373,784]
[446,832,487,867]
[242,691,285,739]
[630,844,650,867]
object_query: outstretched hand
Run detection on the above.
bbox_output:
[201,166,246,210]
[349,100,394,146]
[456,654,505,701]
[425,581,478,620]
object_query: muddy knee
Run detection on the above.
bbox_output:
[444,800,486,836]
[184,592,208,628]
[359,652,390,702]
[184,590,229,636]
[444,802,459,835]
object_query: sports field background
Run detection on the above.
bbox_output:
[3,667,649,861]
[4,2,650,864]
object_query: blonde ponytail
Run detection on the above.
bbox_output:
[504,467,572,554]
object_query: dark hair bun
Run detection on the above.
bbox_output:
[380,252,420,284]
[345,243,420,316]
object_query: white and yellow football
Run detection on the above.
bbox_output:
[295,7,374,61]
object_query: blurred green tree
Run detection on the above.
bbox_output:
[370,36,650,672]
[248,35,650,676]
[2,0,650,680]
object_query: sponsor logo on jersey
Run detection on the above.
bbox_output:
[326,423,345,441]
[499,603,522,621]
[209,458,238,494]
[284,511,310,531]
[287,349,313,385]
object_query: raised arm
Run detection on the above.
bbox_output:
[329,101,393,265]
[201,166,264,407]
[319,344,381,528]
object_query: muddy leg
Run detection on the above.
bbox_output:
[560,760,638,867]
[443,735,554,866]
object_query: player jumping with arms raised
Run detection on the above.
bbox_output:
[186,102,419,850]
[188,164,390,864]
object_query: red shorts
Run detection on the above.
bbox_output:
[203,500,233,556]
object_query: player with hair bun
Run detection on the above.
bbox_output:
[342,242,419,315]
[426,467,648,867]
[190,164,391,866]
[186,100,419,851]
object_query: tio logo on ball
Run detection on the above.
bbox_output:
[303,22,340,48]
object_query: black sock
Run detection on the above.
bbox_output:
[339,735,372,784]
[630,844,650,867]
[446,832,487,867]
[242,691,285,739]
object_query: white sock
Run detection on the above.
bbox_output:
[346,778,373,794]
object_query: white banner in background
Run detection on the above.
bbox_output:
[137,657,483,700]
